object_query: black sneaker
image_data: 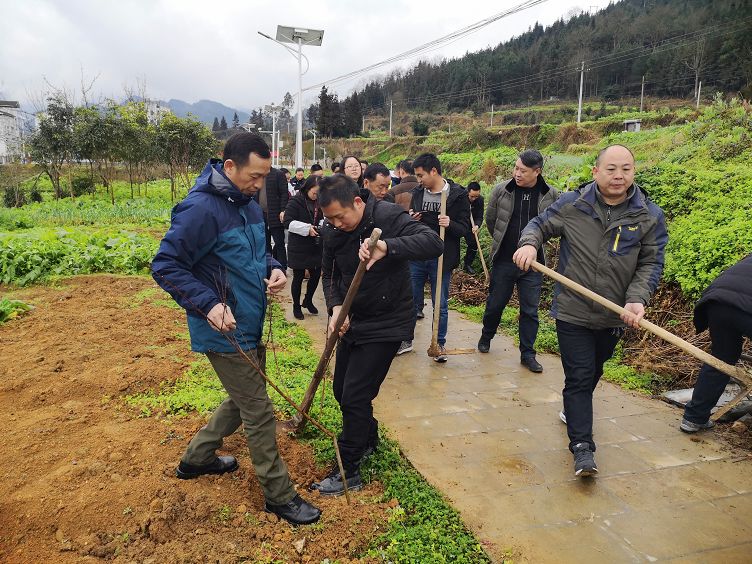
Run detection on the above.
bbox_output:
[463,264,476,275]
[293,305,304,320]
[264,494,321,525]
[416,310,425,320]
[572,443,598,477]
[302,299,318,315]
[521,356,543,373]
[176,455,238,479]
[310,467,363,497]
[478,338,490,353]
[396,340,413,355]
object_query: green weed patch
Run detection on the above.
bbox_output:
[0,297,32,324]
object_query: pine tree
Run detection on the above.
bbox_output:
[220,116,228,130]
[212,117,220,131]
[232,112,239,128]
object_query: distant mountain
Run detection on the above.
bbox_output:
[162,99,249,126]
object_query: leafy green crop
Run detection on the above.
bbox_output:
[0,228,158,285]
[0,297,33,323]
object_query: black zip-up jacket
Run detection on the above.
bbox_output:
[283,191,322,270]
[409,180,471,271]
[258,167,289,229]
[321,198,444,344]
[694,254,752,332]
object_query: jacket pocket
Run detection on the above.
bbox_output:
[609,224,641,257]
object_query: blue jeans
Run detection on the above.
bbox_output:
[410,259,451,346]
[481,259,542,359]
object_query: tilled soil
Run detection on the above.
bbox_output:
[0,275,388,563]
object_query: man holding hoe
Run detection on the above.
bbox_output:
[513,144,667,477]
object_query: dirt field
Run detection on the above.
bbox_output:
[0,275,389,563]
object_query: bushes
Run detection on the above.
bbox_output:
[0,228,158,285]
[0,297,32,324]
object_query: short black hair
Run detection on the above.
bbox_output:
[398,159,414,175]
[595,144,635,166]
[300,174,321,195]
[223,132,270,166]
[295,167,304,173]
[467,181,481,192]
[331,162,340,172]
[318,174,360,208]
[413,153,442,176]
[279,167,290,175]
[361,160,369,166]
[310,163,323,172]
[518,149,544,170]
[363,162,390,182]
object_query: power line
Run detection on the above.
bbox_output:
[304,0,550,93]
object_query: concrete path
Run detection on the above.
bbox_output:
[286,291,752,563]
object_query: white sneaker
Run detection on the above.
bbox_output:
[559,410,567,424]
[396,341,413,355]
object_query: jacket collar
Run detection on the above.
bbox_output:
[192,159,253,206]
[505,175,551,195]
[579,181,643,211]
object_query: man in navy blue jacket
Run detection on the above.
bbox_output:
[152,133,320,525]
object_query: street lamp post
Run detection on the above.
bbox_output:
[258,26,324,171]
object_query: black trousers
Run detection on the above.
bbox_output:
[333,339,400,471]
[557,319,623,452]
[463,233,478,268]
[684,303,752,423]
[290,268,321,307]
[481,259,542,359]
[266,225,287,270]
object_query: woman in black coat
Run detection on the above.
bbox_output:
[283,175,323,319]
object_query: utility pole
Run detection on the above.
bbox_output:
[389,99,393,138]
[264,104,283,167]
[696,81,702,109]
[640,75,645,113]
[362,115,365,134]
[490,103,494,127]
[577,61,585,124]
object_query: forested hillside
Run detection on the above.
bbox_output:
[310,0,752,136]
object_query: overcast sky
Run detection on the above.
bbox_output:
[0,0,613,111]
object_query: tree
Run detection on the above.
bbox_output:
[232,112,239,129]
[28,93,75,199]
[212,117,220,131]
[342,92,363,136]
[156,113,219,202]
[219,116,228,130]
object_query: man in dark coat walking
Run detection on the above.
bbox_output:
[681,254,752,432]
[256,167,289,270]
[310,174,443,496]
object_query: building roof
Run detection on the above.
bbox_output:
[0,101,21,108]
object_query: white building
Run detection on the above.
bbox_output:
[145,99,170,124]
[0,101,23,164]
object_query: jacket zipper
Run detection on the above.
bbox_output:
[612,225,621,252]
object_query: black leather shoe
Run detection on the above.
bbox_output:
[293,305,304,320]
[477,338,490,353]
[464,264,476,275]
[310,467,363,497]
[175,456,238,479]
[521,357,543,373]
[265,494,321,525]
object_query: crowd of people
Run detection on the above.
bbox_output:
[151,131,751,523]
